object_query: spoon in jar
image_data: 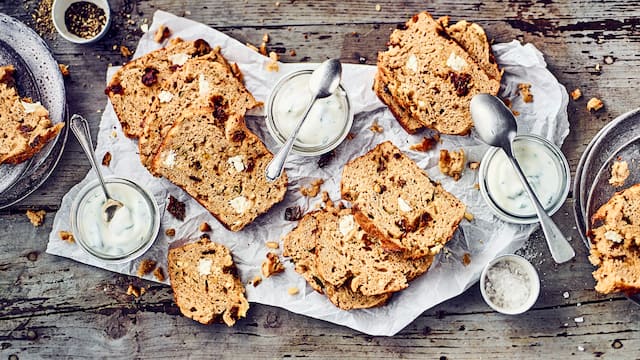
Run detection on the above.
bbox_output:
[470,93,575,264]
[70,114,123,222]
[265,58,342,181]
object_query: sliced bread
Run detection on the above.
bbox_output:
[151,108,287,232]
[341,141,466,259]
[105,38,213,138]
[374,11,500,135]
[0,65,64,165]
[589,183,640,295]
[167,238,249,326]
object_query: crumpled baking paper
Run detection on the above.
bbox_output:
[48,10,569,336]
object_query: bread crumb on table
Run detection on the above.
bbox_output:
[462,253,471,266]
[464,212,474,221]
[288,287,299,295]
[58,63,70,77]
[246,42,259,52]
[252,275,262,287]
[137,259,157,277]
[126,284,146,298]
[266,51,279,72]
[119,45,132,57]
[369,120,384,133]
[587,97,604,112]
[199,222,211,232]
[59,230,75,243]
[570,88,582,101]
[409,136,437,152]
[468,161,480,170]
[101,151,111,166]
[153,267,165,282]
[438,149,465,181]
[154,25,171,43]
[165,228,176,237]
[609,160,629,187]
[262,252,285,277]
[26,209,46,227]
[300,178,324,197]
[266,241,279,249]
[518,83,534,103]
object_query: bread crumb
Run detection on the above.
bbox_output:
[101,152,111,166]
[153,267,165,282]
[439,149,465,181]
[346,132,355,140]
[126,284,145,298]
[59,230,75,243]
[570,88,582,101]
[473,183,480,190]
[462,253,471,266]
[58,63,70,77]
[120,45,132,57]
[375,4,381,11]
[518,83,533,103]
[246,42,259,52]
[252,275,262,287]
[512,109,520,116]
[409,136,437,152]
[137,259,157,277]
[262,33,269,43]
[266,51,279,72]
[468,161,480,170]
[199,222,211,232]
[464,212,474,221]
[300,178,324,197]
[369,120,384,133]
[154,25,171,43]
[165,228,176,237]
[261,252,285,277]
[288,287,299,295]
[609,160,629,187]
[587,97,604,112]
[266,241,279,249]
[26,209,46,227]
[259,42,267,56]
[289,49,297,57]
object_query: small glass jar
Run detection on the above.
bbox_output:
[70,177,160,264]
[479,134,570,224]
[480,254,540,315]
[266,69,353,156]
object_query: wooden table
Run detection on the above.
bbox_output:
[1,0,639,358]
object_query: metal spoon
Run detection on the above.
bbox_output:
[69,114,123,222]
[470,94,575,264]
[265,58,343,181]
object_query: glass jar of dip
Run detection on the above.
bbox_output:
[70,177,160,264]
[478,134,570,224]
[266,69,353,156]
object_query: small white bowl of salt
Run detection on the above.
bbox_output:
[480,254,540,315]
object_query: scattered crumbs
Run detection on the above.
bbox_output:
[111,130,117,138]
[587,97,604,112]
[463,212,474,221]
[578,346,585,352]
[252,275,262,287]
[165,228,176,237]
[137,259,157,277]
[140,23,149,33]
[468,161,480,170]
[604,56,614,65]
[369,120,384,133]
[609,160,629,187]
[574,316,584,323]
[58,63,70,77]
[300,178,324,197]
[199,222,211,232]
[563,291,570,299]
[259,42,267,56]
[289,49,297,57]
[462,253,471,266]
[266,51,279,72]
[570,88,582,101]
[473,183,480,190]
[288,287,299,295]
[246,42,259,52]
[409,136,436,152]
[153,267,165,282]
[262,33,270,43]
[518,83,533,103]
[102,152,112,166]
[266,241,279,249]
[375,4,381,11]
[439,149,465,181]
[154,25,171,43]
[26,209,46,227]
[59,230,75,243]
[167,195,186,221]
[261,252,285,277]
[512,109,520,116]
[346,132,355,140]
[126,284,145,298]
[120,45,132,57]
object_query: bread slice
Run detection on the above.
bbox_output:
[282,209,391,310]
[588,183,640,295]
[374,11,500,135]
[105,38,213,138]
[313,206,433,296]
[341,141,466,259]
[0,65,64,165]
[168,238,249,326]
[138,50,260,168]
[151,108,287,232]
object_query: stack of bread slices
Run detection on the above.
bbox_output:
[106,38,287,232]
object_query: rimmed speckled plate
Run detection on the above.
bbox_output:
[0,13,68,209]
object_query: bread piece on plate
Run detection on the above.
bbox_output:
[168,238,249,326]
[313,207,433,296]
[105,38,213,138]
[139,50,260,168]
[588,183,640,295]
[151,107,287,232]
[0,65,64,165]
[282,209,391,310]
[374,11,500,135]
[341,141,466,259]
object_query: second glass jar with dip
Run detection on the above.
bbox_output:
[266,69,353,156]
[478,134,571,224]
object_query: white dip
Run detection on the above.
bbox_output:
[77,182,153,258]
[486,139,562,217]
[271,73,348,147]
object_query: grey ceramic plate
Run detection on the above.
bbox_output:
[0,13,68,209]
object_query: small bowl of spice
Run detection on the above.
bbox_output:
[480,254,540,315]
[52,0,111,44]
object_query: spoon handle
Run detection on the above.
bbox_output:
[507,156,575,263]
[265,97,318,182]
[69,114,112,199]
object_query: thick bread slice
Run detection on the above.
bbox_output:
[588,183,640,295]
[168,238,249,326]
[138,50,260,168]
[314,207,433,296]
[105,38,213,138]
[375,11,500,135]
[151,108,287,232]
[0,65,64,165]
[282,210,391,310]
[341,141,466,259]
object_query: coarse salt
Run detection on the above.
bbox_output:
[563,291,569,299]
[574,317,584,323]
[484,259,531,311]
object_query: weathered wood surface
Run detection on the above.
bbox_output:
[1,0,640,358]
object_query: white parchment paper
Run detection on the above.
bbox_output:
[48,10,569,336]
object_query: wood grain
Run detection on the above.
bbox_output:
[1,0,640,358]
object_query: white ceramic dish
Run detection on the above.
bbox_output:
[52,0,111,44]
[480,254,540,315]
